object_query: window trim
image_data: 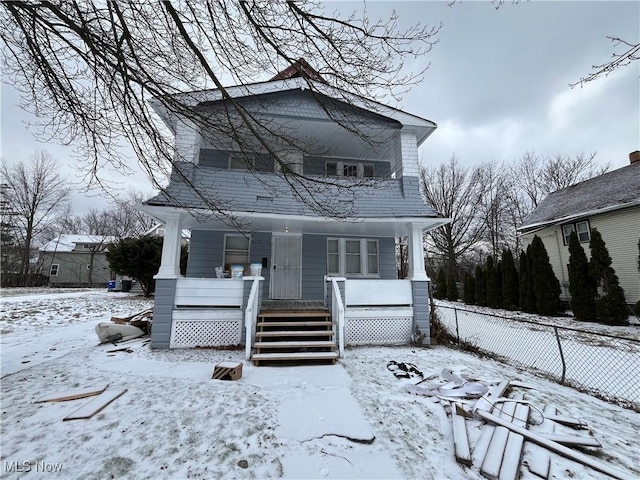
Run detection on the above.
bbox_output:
[223,234,250,270]
[325,161,375,178]
[561,220,591,245]
[326,238,379,278]
[50,264,59,276]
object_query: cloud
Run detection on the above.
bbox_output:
[547,77,608,131]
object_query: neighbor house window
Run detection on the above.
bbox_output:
[229,154,255,170]
[327,238,379,277]
[224,234,250,269]
[562,220,591,245]
[50,264,59,276]
[325,161,374,178]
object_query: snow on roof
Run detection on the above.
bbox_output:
[518,161,640,233]
[41,235,116,252]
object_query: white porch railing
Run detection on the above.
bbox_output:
[245,277,262,360]
[325,278,415,348]
[330,278,345,358]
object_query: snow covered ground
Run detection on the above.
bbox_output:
[1,289,639,479]
[436,300,640,407]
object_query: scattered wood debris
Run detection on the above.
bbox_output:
[63,389,127,421]
[34,385,109,403]
[213,361,243,381]
[390,365,629,480]
[34,385,126,421]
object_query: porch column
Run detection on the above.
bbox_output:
[155,213,183,279]
[407,223,429,281]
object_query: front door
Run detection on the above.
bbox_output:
[270,235,302,299]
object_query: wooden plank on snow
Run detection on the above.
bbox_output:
[481,397,519,479]
[538,433,601,448]
[543,413,588,429]
[525,404,556,479]
[450,401,472,466]
[34,385,109,403]
[63,389,127,421]
[474,380,509,414]
[476,409,629,480]
[499,397,529,480]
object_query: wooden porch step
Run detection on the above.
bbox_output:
[254,341,336,349]
[259,311,330,318]
[257,321,332,328]
[252,351,339,362]
[255,330,334,338]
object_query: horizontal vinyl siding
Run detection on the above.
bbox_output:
[522,207,640,304]
[590,209,640,303]
[249,232,272,302]
[186,230,225,277]
[378,237,398,280]
[302,234,327,301]
[44,252,112,286]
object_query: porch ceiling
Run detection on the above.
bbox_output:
[140,205,450,237]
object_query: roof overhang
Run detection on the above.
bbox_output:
[139,205,450,237]
[517,201,640,236]
[149,77,437,146]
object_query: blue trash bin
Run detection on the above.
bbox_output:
[107,281,116,291]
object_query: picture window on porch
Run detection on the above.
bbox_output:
[327,238,379,277]
[561,220,590,245]
[224,235,250,270]
[50,264,59,276]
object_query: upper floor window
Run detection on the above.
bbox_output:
[326,161,374,178]
[562,220,590,245]
[327,238,379,277]
[50,264,59,276]
[229,154,255,170]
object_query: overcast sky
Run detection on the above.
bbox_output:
[1,1,638,215]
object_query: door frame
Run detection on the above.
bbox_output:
[269,233,303,300]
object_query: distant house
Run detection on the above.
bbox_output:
[518,152,640,305]
[40,235,115,288]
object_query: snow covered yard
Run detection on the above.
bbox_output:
[1,289,639,479]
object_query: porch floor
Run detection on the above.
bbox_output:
[260,300,326,312]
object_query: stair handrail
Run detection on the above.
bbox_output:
[244,277,262,361]
[331,278,345,358]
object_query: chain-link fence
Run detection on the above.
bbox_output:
[437,304,640,410]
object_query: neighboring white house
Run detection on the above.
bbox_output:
[518,152,640,305]
[41,235,116,288]
[140,60,450,362]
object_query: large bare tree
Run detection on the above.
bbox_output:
[420,156,486,278]
[1,151,70,284]
[1,1,439,222]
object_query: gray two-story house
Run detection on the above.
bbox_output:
[141,62,449,363]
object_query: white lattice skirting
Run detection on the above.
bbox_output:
[345,315,413,345]
[170,310,242,348]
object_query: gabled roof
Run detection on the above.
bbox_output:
[269,58,326,83]
[518,161,640,233]
[149,65,436,146]
[41,235,116,252]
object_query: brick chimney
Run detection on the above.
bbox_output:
[630,151,640,164]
